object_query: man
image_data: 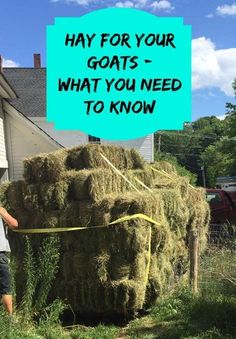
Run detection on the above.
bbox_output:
[0,207,18,315]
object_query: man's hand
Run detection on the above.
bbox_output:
[0,207,18,229]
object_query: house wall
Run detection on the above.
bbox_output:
[0,98,8,182]
[30,118,154,162]
[4,106,60,181]
[102,134,154,163]
[30,118,88,146]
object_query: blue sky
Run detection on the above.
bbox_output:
[1,0,236,121]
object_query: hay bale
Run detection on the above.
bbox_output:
[21,184,41,212]
[70,170,91,200]
[3,181,25,213]
[69,168,153,202]
[159,189,190,236]
[1,144,210,316]
[66,146,85,170]
[66,145,145,170]
[7,185,209,315]
[151,166,190,197]
[56,220,153,314]
[126,167,154,189]
[39,181,69,211]
[151,161,177,174]
[23,149,67,184]
[59,201,94,228]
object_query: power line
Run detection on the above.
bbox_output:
[156,131,220,140]
[160,142,206,149]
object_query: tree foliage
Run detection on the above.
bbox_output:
[154,79,236,187]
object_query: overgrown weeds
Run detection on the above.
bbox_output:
[126,233,236,339]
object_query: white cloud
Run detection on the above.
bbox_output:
[51,0,97,5]
[2,57,19,68]
[217,114,226,120]
[150,0,174,11]
[115,0,148,8]
[115,0,174,10]
[115,1,134,7]
[206,13,214,18]
[192,37,236,96]
[51,0,174,10]
[216,3,236,16]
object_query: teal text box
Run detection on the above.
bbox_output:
[47,8,191,140]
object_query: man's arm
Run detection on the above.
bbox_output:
[0,207,18,229]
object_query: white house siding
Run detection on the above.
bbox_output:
[0,100,8,169]
[4,105,60,181]
[30,118,88,147]
[31,118,154,162]
[102,134,154,162]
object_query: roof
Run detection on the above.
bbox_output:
[4,100,63,148]
[3,68,46,117]
[0,71,17,99]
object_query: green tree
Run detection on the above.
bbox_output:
[155,117,226,186]
[201,142,233,188]
[201,80,236,186]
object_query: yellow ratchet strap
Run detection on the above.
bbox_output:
[12,213,161,234]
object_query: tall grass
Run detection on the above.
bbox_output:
[20,235,61,318]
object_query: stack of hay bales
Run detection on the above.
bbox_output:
[0,144,210,316]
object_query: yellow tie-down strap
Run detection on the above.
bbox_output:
[12,213,161,234]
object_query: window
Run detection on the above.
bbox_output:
[88,135,101,144]
[206,192,222,204]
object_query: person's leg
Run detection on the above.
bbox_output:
[0,252,12,315]
[2,294,13,314]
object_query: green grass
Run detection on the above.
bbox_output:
[126,289,236,339]
[125,242,236,339]
[1,239,236,338]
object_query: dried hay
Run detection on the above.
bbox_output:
[57,219,153,313]
[23,149,68,184]
[0,144,210,316]
[151,161,177,174]
[81,144,145,170]
[151,166,190,197]
[23,145,145,185]
[63,167,153,202]
[39,181,70,211]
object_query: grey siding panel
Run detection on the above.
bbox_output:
[102,134,154,162]
[5,114,59,180]
[29,119,154,163]
[0,100,8,168]
[30,118,88,147]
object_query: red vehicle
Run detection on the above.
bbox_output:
[206,189,236,224]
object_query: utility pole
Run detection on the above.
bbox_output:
[158,134,161,152]
[201,166,206,188]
